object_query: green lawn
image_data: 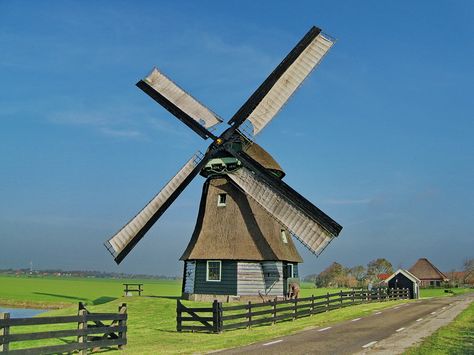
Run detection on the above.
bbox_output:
[0,275,181,308]
[0,275,411,354]
[9,296,410,354]
[405,301,474,354]
[419,288,472,298]
[0,276,351,309]
[2,276,471,354]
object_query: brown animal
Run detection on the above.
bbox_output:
[288,282,300,299]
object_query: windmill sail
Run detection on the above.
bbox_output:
[104,152,205,264]
[137,68,222,139]
[228,167,339,255]
[247,32,334,135]
[227,27,334,137]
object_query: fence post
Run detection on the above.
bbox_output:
[339,290,343,308]
[118,303,127,350]
[247,301,252,329]
[212,300,219,333]
[0,313,10,352]
[176,300,182,332]
[352,289,355,304]
[326,292,330,311]
[77,305,87,355]
[272,298,277,325]
[293,299,297,321]
[218,302,223,332]
[310,294,314,316]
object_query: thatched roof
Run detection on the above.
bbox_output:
[244,143,285,177]
[408,258,449,281]
[181,177,302,262]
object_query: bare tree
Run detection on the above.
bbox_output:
[463,258,474,284]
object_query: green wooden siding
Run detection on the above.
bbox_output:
[194,260,238,295]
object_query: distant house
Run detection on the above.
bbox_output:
[377,273,390,282]
[408,258,449,287]
[386,269,420,299]
[445,271,474,287]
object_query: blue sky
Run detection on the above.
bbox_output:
[1,1,473,276]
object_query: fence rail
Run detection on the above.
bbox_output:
[177,288,409,333]
[0,302,127,354]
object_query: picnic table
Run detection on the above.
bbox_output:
[123,283,143,296]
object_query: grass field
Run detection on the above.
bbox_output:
[0,276,348,309]
[406,301,474,354]
[0,276,471,354]
[418,287,472,298]
[0,275,180,308]
[0,276,403,353]
[6,293,410,354]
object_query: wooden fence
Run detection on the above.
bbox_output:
[177,288,409,333]
[0,302,127,354]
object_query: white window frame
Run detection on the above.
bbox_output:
[280,229,288,244]
[287,263,294,278]
[217,193,227,207]
[206,260,222,282]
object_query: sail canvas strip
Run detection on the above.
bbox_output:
[228,167,336,255]
[143,68,222,129]
[104,153,203,260]
[248,33,334,135]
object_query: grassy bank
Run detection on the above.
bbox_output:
[406,301,474,354]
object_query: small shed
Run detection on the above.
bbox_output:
[386,269,420,299]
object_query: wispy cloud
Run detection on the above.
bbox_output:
[50,107,146,140]
[325,198,372,205]
[100,127,142,138]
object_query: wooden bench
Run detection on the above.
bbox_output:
[123,283,143,296]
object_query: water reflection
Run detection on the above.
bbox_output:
[0,307,45,317]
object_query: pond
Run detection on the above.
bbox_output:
[0,307,46,318]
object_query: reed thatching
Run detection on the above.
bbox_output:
[243,143,284,177]
[408,258,449,281]
[180,176,302,262]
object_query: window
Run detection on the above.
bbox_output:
[280,229,288,244]
[206,260,221,282]
[287,264,294,278]
[217,193,227,207]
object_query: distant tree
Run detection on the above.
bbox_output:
[349,265,367,286]
[314,262,348,288]
[367,258,393,282]
[463,258,474,284]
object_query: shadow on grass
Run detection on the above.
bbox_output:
[146,295,180,300]
[32,292,87,302]
[92,296,117,305]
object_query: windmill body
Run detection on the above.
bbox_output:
[181,144,302,300]
[104,26,343,301]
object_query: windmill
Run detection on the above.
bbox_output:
[104,26,343,301]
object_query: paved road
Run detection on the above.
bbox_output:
[216,293,473,355]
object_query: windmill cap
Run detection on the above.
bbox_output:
[245,143,285,178]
